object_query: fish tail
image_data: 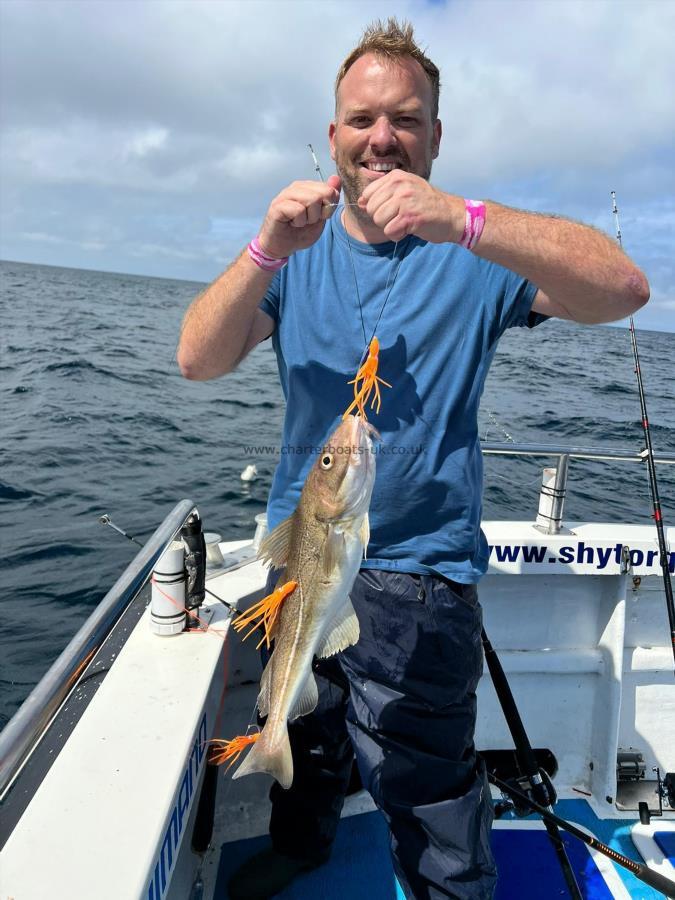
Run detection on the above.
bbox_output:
[231,724,294,789]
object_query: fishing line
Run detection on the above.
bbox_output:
[367,239,404,350]
[483,409,515,444]
[343,227,404,358]
[344,221,368,348]
[308,143,404,364]
[481,408,537,491]
[483,467,542,489]
[611,191,675,672]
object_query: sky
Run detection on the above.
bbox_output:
[1,0,674,332]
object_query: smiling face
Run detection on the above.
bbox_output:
[329,53,442,213]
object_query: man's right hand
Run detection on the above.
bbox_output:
[258,175,342,259]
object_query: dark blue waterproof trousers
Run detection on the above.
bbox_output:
[265,569,496,900]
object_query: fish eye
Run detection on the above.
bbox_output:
[320,453,334,469]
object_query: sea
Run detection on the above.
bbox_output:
[1,259,673,731]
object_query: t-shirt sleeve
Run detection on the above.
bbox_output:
[494,268,547,336]
[259,270,282,323]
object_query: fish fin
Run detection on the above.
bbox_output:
[316,599,360,659]
[258,514,295,568]
[360,513,370,559]
[288,672,318,721]
[232,727,294,789]
[323,526,346,577]
[256,659,272,719]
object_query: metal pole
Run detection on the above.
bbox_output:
[547,454,569,534]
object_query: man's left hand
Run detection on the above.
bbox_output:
[358,171,462,244]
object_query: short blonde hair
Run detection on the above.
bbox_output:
[335,18,441,121]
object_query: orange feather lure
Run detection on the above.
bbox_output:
[342,337,391,421]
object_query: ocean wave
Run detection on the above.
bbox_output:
[209,397,280,410]
[43,359,147,385]
[0,480,41,501]
[599,381,633,395]
[119,413,182,434]
[2,542,95,567]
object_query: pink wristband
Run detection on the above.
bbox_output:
[247,236,288,272]
[458,199,486,251]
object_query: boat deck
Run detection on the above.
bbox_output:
[211,800,671,899]
[200,685,674,900]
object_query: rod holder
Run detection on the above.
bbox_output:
[535,455,568,534]
[252,513,268,553]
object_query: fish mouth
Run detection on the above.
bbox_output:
[349,414,363,463]
[347,415,378,466]
[338,416,375,518]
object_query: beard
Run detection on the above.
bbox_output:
[333,143,432,224]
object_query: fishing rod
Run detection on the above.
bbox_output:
[489,771,675,897]
[98,513,144,547]
[98,513,239,615]
[481,629,583,900]
[307,143,358,208]
[308,143,324,181]
[611,191,675,673]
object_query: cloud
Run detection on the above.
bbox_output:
[1,0,674,329]
[125,127,170,160]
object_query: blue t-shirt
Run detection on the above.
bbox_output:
[260,210,543,583]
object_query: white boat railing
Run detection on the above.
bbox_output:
[481,441,675,534]
[0,498,196,798]
[481,440,675,464]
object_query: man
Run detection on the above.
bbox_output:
[178,19,648,900]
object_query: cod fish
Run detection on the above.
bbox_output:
[225,414,376,789]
